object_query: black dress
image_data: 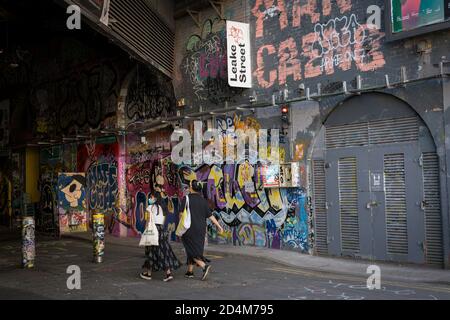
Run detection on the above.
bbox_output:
[142,205,182,272]
[180,193,212,265]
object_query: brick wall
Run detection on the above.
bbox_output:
[174,0,450,108]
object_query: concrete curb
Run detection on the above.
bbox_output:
[204,245,450,284]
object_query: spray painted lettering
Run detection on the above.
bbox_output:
[252,0,386,88]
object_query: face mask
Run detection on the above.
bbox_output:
[148,198,156,205]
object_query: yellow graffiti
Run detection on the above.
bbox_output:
[237,162,258,199]
[267,188,283,211]
[223,168,245,210]
[209,165,227,205]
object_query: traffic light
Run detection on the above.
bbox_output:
[281,105,289,124]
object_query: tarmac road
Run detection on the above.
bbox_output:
[0,235,449,300]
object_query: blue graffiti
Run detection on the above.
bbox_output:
[87,163,118,211]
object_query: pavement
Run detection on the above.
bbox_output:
[60,230,450,285]
[0,227,449,300]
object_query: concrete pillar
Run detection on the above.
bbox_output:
[93,213,105,263]
[115,68,134,237]
[22,216,35,268]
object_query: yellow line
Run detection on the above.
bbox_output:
[266,267,450,294]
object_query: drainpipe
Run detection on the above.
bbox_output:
[441,67,450,268]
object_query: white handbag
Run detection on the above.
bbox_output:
[139,207,159,246]
[175,195,191,237]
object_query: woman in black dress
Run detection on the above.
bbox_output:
[180,180,223,280]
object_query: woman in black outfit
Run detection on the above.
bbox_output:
[180,180,223,280]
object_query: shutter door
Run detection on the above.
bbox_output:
[312,160,328,255]
[422,152,444,266]
[338,157,360,253]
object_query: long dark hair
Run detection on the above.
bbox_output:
[190,180,202,193]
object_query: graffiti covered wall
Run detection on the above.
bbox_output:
[77,141,119,231]
[175,113,309,252]
[125,66,176,124]
[179,163,309,252]
[175,0,450,110]
[117,130,181,239]
[57,173,88,233]
[252,0,386,93]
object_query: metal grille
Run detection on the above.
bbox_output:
[369,117,418,145]
[326,117,418,149]
[384,153,408,255]
[109,0,175,77]
[312,160,328,255]
[326,123,369,149]
[422,153,444,265]
[338,157,360,253]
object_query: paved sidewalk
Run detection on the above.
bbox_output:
[60,231,450,285]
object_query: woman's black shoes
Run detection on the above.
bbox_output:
[185,271,195,278]
[201,265,211,281]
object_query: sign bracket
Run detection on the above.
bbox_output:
[209,1,225,20]
[187,9,202,30]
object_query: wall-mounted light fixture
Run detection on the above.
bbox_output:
[298,83,305,95]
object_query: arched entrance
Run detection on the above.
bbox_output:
[311,93,444,266]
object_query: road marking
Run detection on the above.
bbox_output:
[205,254,224,259]
[266,267,450,294]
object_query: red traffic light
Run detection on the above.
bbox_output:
[281,105,289,114]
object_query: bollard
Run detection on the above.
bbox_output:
[22,216,35,268]
[93,213,105,263]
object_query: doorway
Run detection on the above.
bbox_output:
[312,93,444,266]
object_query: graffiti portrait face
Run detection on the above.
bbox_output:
[61,178,84,208]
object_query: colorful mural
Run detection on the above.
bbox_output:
[181,163,309,252]
[57,173,88,233]
[22,216,35,268]
[119,131,182,239]
[77,141,119,231]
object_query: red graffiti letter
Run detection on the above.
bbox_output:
[292,0,320,28]
[256,44,277,88]
[322,0,331,16]
[354,25,386,72]
[336,0,352,14]
[278,37,302,85]
[252,0,288,39]
[302,32,322,79]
